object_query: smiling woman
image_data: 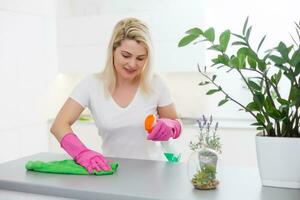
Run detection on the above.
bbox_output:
[112,39,148,108]
[50,17,183,173]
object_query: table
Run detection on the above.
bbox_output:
[0,153,299,200]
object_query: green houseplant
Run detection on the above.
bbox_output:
[179,17,300,188]
[188,115,221,190]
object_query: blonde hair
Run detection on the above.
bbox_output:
[101,17,153,96]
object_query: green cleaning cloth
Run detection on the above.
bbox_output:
[25,160,118,175]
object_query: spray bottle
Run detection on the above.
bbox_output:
[144,114,181,163]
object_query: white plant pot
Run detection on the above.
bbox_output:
[256,133,300,188]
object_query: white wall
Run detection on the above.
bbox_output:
[56,0,206,74]
[0,0,57,162]
[195,0,300,123]
[1,0,299,166]
[55,0,300,124]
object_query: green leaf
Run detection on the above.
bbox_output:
[256,113,265,124]
[266,123,273,131]
[254,92,265,106]
[231,33,245,40]
[245,26,252,41]
[208,44,222,52]
[257,60,266,71]
[206,89,220,95]
[269,109,283,120]
[269,55,285,65]
[237,47,249,56]
[186,27,203,35]
[237,47,250,68]
[212,75,217,81]
[264,96,274,112]
[288,86,300,106]
[291,48,300,66]
[229,56,240,68]
[276,42,290,61]
[178,34,199,47]
[271,71,282,85]
[257,35,266,52]
[243,16,249,35]
[219,30,230,52]
[216,54,229,65]
[283,71,295,82]
[247,56,257,68]
[256,127,265,130]
[246,102,260,111]
[218,98,229,106]
[237,53,246,68]
[232,41,248,46]
[295,62,300,76]
[277,98,289,105]
[199,81,210,86]
[248,80,261,91]
[251,122,262,126]
[203,27,215,43]
[212,58,220,64]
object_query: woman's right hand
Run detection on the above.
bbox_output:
[75,150,111,173]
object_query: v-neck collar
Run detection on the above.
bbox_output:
[110,87,140,110]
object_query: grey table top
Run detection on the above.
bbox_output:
[0,152,299,200]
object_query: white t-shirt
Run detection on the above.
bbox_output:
[70,73,173,160]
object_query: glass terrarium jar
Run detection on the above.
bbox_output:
[187,147,219,190]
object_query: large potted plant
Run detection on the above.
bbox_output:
[179,17,300,188]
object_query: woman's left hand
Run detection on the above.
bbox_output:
[147,118,181,141]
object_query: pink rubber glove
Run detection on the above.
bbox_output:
[147,118,182,141]
[60,133,111,173]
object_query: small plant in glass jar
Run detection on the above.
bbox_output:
[188,115,221,190]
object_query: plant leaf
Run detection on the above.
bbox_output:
[271,71,282,85]
[245,26,252,42]
[291,48,300,67]
[232,41,248,46]
[232,33,245,40]
[178,34,199,47]
[186,27,203,35]
[277,98,289,105]
[212,75,217,81]
[257,35,266,52]
[208,44,222,52]
[251,122,262,126]
[256,113,265,124]
[206,89,220,95]
[229,56,240,68]
[256,127,265,130]
[243,16,249,35]
[254,92,265,106]
[269,55,285,65]
[219,30,231,52]
[203,27,215,43]
[199,81,210,86]
[257,60,266,71]
[247,56,257,68]
[266,123,273,131]
[269,109,283,120]
[218,98,229,106]
[246,102,260,111]
[248,80,261,91]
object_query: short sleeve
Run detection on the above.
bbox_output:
[155,75,173,107]
[69,76,91,108]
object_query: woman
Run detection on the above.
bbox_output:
[50,18,182,173]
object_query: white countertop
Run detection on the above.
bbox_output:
[1,152,300,200]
